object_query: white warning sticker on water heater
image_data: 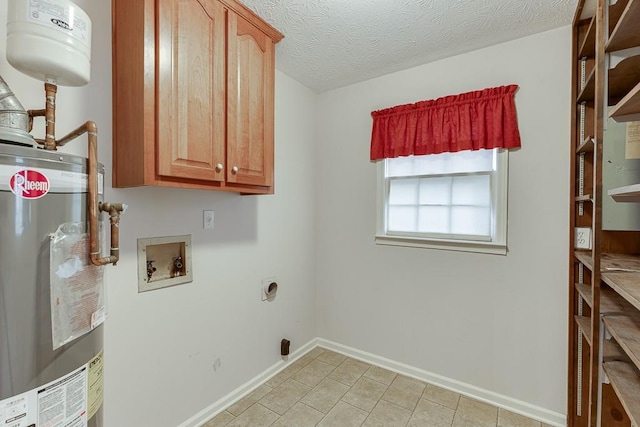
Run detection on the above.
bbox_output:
[0,363,89,427]
[0,390,37,426]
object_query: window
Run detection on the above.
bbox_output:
[376,148,508,255]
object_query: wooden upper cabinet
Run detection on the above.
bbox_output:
[158,0,226,182]
[112,0,283,193]
[227,12,275,187]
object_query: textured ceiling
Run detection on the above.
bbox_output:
[240,0,577,93]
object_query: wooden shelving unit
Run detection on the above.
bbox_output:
[568,0,640,425]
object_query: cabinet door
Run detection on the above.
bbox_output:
[227,11,275,187]
[157,0,226,182]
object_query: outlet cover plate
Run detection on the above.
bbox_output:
[204,210,214,229]
[575,227,592,250]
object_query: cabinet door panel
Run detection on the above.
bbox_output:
[227,12,275,187]
[157,0,225,182]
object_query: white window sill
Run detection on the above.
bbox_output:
[374,235,507,255]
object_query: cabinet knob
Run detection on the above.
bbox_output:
[232,166,239,174]
[215,163,223,172]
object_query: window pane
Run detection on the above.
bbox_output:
[386,156,417,177]
[451,175,491,206]
[451,206,491,236]
[386,149,494,177]
[419,177,452,205]
[418,206,451,233]
[389,178,419,205]
[388,206,418,232]
[449,149,494,173]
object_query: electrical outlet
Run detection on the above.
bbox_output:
[203,210,214,229]
[575,227,592,249]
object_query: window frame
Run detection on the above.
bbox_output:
[375,149,509,255]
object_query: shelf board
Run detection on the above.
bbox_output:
[609,183,640,202]
[578,67,596,103]
[604,315,640,372]
[579,16,596,58]
[575,250,592,267]
[577,136,595,153]
[609,55,640,105]
[606,0,640,52]
[602,271,640,312]
[576,315,593,345]
[603,361,640,425]
[575,282,632,314]
[609,81,640,122]
[577,252,640,272]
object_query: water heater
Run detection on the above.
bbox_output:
[0,2,121,426]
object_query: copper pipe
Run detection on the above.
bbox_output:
[57,121,125,266]
[27,109,45,133]
[44,82,57,150]
[57,122,93,147]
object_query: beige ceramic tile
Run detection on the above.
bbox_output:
[227,384,273,416]
[317,401,369,427]
[225,404,279,427]
[422,384,460,410]
[408,398,455,427]
[341,377,389,412]
[301,378,350,414]
[498,409,542,427]
[272,402,325,427]
[362,399,412,427]
[381,375,426,411]
[328,358,370,386]
[202,410,235,427]
[266,364,304,389]
[259,379,312,415]
[453,397,498,427]
[316,350,348,366]
[363,366,397,386]
[307,347,327,358]
[292,359,337,387]
[294,346,326,368]
[294,353,318,368]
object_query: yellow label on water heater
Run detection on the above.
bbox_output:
[87,350,104,419]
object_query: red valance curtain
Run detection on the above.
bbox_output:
[370,85,521,160]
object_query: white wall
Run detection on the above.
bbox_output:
[316,26,571,416]
[1,1,319,426]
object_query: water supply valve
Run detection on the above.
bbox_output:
[146,260,156,282]
[173,256,184,276]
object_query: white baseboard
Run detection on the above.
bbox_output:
[179,337,566,427]
[178,338,320,427]
[317,338,567,427]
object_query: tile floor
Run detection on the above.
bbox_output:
[203,347,554,427]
